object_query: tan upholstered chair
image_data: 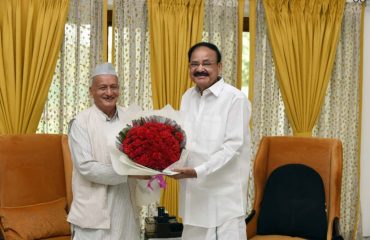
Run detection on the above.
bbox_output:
[0,134,73,240]
[246,136,343,240]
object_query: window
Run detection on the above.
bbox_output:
[241,17,250,98]
[108,10,113,63]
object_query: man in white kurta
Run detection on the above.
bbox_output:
[67,63,140,240]
[173,42,251,240]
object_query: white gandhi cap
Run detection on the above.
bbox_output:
[91,62,117,78]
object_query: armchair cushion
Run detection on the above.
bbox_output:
[0,197,70,240]
[257,164,327,240]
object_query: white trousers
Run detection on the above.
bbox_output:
[181,216,247,240]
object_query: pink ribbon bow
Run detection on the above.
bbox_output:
[147,174,166,190]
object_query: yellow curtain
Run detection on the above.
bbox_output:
[103,0,108,62]
[263,0,345,136]
[249,0,256,103]
[0,0,69,134]
[148,0,204,110]
[148,0,204,218]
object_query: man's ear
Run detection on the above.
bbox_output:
[217,62,223,75]
[88,87,94,105]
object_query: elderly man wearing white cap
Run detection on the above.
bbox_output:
[67,63,140,240]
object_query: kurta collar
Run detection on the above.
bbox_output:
[92,104,119,122]
[197,77,224,97]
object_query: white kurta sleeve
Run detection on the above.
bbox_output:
[69,120,128,185]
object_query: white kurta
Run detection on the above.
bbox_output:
[68,105,140,240]
[179,79,251,228]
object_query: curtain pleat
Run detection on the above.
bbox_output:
[263,0,345,136]
[148,0,204,110]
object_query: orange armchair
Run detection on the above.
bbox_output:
[246,136,343,240]
[0,134,73,240]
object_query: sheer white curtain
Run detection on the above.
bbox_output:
[113,1,154,239]
[202,0,240,86]
[37,0,104,133]
[113,0,152,110]
[314,4,362,239]
[250,1,363,238]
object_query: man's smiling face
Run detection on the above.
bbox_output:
[189,46,222,92]
[89,74,119,117]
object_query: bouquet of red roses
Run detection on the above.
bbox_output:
[116,115,186,173]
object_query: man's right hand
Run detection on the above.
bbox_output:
[128,175,152,180]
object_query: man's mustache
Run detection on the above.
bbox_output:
[193,72,209,77]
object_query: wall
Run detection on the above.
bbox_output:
[361,3,370,237]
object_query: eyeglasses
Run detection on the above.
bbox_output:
[189,61,217,70]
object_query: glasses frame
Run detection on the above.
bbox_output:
[189,61,218,70]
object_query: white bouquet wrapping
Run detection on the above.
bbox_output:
[110,104,188,177]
